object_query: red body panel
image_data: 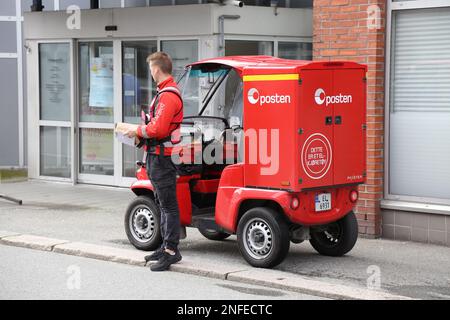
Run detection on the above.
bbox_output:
[241,61,367,192]
[297,69,334,188]
[215,162,359,232]
[243,67,300,190]
[215,164,245,231]
[332,68,367,185]
[192,179,220,193]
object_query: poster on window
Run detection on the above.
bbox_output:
[39,43,71,121]
[89,56,114,108]
[82,128,113,164]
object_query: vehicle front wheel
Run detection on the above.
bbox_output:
[237,207,290,268]
[124,195,162,251]
[309,211,358,257]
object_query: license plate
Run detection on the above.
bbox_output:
[315,193,331,212]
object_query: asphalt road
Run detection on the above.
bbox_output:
[1,181,450,300]
[0,245,323,300]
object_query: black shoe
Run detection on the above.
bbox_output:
[144,248,164,262]
[150,250,182,272]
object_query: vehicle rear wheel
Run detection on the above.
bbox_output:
[125,195,162,251]
[309,211,358,257]
[237,207,290,268]
[198,228,231,241]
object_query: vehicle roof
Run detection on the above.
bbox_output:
[189,56,365,73]
[189,56,307,70]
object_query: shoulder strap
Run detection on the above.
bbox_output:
[158,87,182,102]
[152,86,183,119]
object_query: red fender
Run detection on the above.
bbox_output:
[215,164,355,232]
[131,179,192,226]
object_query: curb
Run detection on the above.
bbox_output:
[0,231,414,300]
[0,234,69,251]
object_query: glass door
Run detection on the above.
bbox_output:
[38,42,73,181]
[77,41,115,185]
[121,41,157,181]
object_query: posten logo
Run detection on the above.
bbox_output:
[247,88,291,106]
[314,88,326,105]
[248,88,260,105]
[314,88,353,106]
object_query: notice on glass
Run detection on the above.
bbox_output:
[39,43,70,120]
[89,57,114,108]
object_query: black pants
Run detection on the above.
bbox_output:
[146,153,180,252]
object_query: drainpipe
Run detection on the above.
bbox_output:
[218,15,240,56]
[30,0,44,11]
[90,0,99,9]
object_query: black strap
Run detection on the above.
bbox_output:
[145,88,184,153]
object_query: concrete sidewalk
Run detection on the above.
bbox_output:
[1,180,450,299]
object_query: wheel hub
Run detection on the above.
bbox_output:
[244,219,273,260]
[130,206,155,243]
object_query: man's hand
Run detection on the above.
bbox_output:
[126,129,137,138]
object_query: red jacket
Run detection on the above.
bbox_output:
[136,76,183,156]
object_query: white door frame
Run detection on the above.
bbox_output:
[31,39,75,184]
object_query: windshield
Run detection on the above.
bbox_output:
[177,64,245,161]
[178,65,231,117]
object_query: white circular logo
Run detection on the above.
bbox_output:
[247,88,260,105]
[314,88,326,105]
[301,133,333,180]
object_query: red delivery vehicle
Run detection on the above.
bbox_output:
[125,56,367,268]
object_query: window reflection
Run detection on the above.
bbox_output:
[79,42,114,123]
[122,41,157,177]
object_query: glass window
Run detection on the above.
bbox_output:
[278,41,312,60]
[122,41,157,177]
[288,0,313,8]
[124,0,148,7]
[161,40,198,81]
[180,65,230,117]
[225,40,273,56]
[0,23,16,53]
[122,41,157,123]
[180,65,244,139]
[59,0,91,10]
[389,8,450,201]
[0,1,16,15]
[175,0,200,4]
[21,0,54,11]
[79,42,114,123]
[100,0,121,8]
[149,0,172,5]
[39,43,71,121]
[40,126,71,178]
[80,128,114,176]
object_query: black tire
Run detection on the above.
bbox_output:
[198,228,231,241]
[237,207,290,268]
[124,195,162,251]
[309,211,358,257]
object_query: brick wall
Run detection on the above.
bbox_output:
[313,0,386,237]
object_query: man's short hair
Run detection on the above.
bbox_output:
[147,52,173,75]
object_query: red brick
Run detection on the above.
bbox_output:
[314,0,386,237]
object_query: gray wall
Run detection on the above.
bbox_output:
[0,0,21,167]
[382,209,450,247]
